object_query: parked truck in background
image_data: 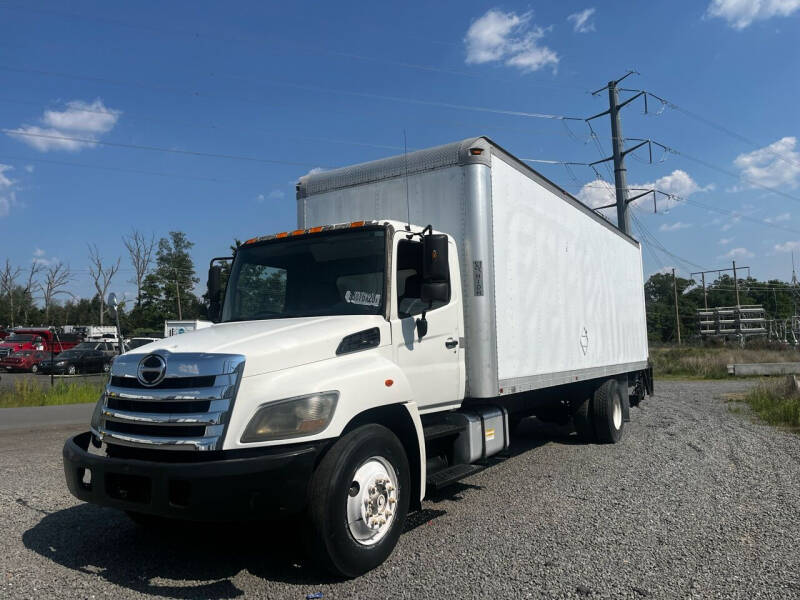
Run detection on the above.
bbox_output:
[64,137,652,577]
[164,319,213,337]
[0,328,80,358]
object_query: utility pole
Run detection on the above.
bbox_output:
[174,268,182,320]
[608,80,630,235]
[732,260,740,307]
[672,268,681,345]
[587,72,651,236]
[701,272,708,310]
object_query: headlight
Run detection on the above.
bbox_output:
[56,361,66,366]
[241,391,338,443]
[90,394,105,430]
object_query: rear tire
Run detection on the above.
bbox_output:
[30,364,38,374]
[592,378,625,444]
[304,424,410,578]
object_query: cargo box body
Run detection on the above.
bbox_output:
[297,137,649,399]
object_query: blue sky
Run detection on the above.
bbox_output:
[2,0,800,302]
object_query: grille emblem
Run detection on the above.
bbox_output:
[137,354,167,387]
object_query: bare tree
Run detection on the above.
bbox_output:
[122,229,155,305]
[21,261,44,324]
[0,259,22,327]
[88,244,121,325]
[41,262,73,321]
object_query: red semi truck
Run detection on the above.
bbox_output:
[0,328,80,358]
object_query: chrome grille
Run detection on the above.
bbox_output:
[93,351,245,451]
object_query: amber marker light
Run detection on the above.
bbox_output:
[385,379,394,387]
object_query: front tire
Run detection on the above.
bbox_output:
[304,424,410,578]
[67,365,77,375]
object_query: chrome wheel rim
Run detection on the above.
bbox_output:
[346,456,398,546]
[613,396,622,430]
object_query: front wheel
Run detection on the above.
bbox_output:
[67,365,77,376]
[102,362,110,373]
[304,424,410,578]
[30,364,38,374]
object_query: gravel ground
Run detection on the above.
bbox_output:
[1,379,799,599]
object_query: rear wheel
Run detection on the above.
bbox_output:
[30,364,38,374]
[304,424,410,578]
[102,362,110,373]
[592,378,625,444]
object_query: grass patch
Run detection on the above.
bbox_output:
[739,377,800,432]
[650,345,800,379]
[0,378,104,409]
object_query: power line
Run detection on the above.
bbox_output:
[0,64,584,121]
[0,2,590,93]
[0,128,327,168]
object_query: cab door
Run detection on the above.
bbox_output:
[390,232,464,412]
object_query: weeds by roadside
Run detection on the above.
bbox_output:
[0,378,103,408]
[651,345,799,379]
[736,377,800,432]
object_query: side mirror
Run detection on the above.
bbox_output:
[207,265,223,322]
[421,282,449,304]
[422,234,449,281]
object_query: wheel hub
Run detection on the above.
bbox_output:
[346,457,398,546]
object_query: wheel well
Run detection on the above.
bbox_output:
[342,404,422,511]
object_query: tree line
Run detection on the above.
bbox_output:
[0,230,204,335]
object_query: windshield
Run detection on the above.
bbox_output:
[13,351,33,357]
[222,228,386,322]
[57,351,80,360]
[6,334,33,342]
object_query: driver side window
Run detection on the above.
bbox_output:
[396,240,448,318]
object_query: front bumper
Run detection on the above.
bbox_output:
[63,432,327,521]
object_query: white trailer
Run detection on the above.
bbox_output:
[297,136,649,400]
[65,137,652,578]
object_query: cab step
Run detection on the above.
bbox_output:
[423,421,465,442]
[426,463,484,491]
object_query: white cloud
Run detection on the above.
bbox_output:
[33,248,45,257]
[567,8,596,32]
[24,165,34,173]
[718,237,734,245]
[0,164,17,218]
[707,0,800,29]
[6,98,121,153]
[774,241,800,252]
[464,9,559,73]
[734,137,800,189]
[732,137,800,190]
[255,193,265,203]
[765,212,791,223]
[268,189,285,200]
[576,169,708,220]
[659,221,692,231]
[720,247,754,259]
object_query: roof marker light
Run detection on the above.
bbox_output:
[470,148,484,155]
[276,232,289,238]
[350,221,366,228]
[291,229,305,236]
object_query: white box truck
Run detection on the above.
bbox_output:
[64,137,652,577]
[164,319,213,337]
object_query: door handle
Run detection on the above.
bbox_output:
[445,339,458,349]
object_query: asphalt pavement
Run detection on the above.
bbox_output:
[1,379,799,599]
